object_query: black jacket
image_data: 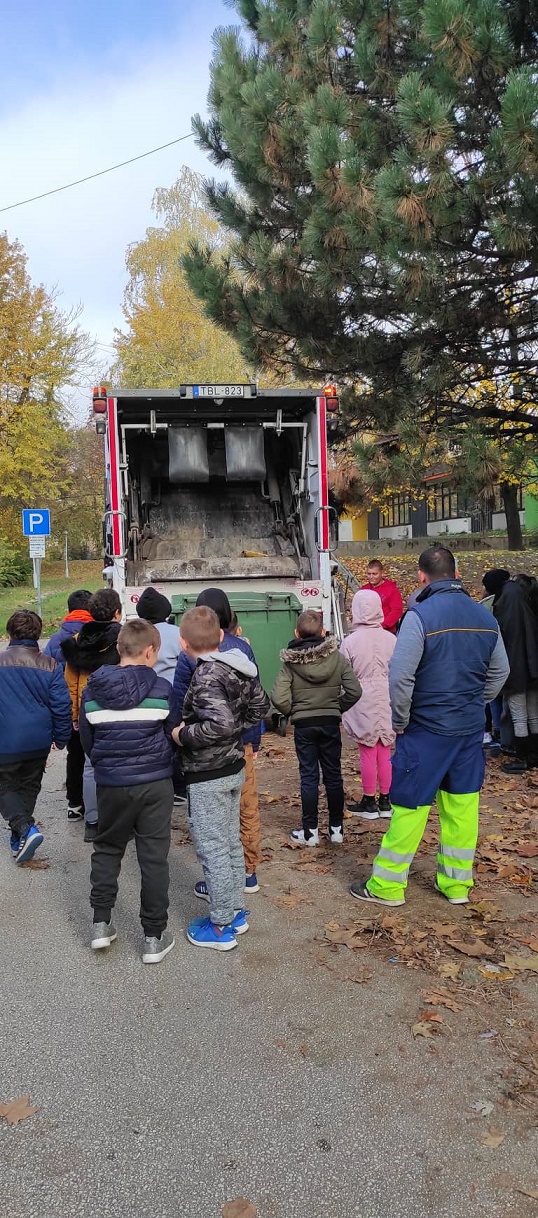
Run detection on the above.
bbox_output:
[61,620,121,673]
[494,580,538,695]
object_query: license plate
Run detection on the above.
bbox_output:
[193,384,245,398]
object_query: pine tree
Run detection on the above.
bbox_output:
[185,0,538,443]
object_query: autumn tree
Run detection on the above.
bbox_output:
[185,0,538,444]
[112,167,248,387]
[0,232,97,550]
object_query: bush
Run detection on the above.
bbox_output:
[0,543,32,587]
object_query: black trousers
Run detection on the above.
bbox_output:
[90,779,173,936]
[66,728,85,808]
[0,754,48,837]
[294,721,345,832]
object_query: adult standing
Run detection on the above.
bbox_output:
[350,546,509,908]
[493,576,538,773]
[362,559,403,633]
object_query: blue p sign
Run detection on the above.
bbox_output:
[22,509,51,536]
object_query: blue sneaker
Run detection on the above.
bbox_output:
[10,834,20,858]
[244,873,259,893]
[15,825,44,865]
[194,880,210,902]
[231,909,249,936]
[186,916,237,951]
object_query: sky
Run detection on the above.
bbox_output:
[0,0,237,414]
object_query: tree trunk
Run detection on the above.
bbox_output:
[501,482,523,550]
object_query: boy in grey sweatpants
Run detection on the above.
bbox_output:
[172,606,269,951]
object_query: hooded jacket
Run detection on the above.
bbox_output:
[270,635,362,725]
[172,630,262,751]
[135,587,180,684]
[79,665,173,786]
[340,591,396,747]
[44,609,93,667]
[361,578,403,633]
[0,641,73,763]
[61,620,121,719]
[178,649,270,784]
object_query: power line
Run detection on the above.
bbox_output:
[0,132,194,214]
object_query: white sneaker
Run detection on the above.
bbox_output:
[290,828,319,847]
[329,826,344,844]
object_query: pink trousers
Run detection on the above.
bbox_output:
[358,742,392,796]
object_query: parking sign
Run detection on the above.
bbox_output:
[22,509,51,536]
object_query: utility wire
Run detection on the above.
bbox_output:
[0,132,194,214]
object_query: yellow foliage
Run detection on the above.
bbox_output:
[112,168,248,388]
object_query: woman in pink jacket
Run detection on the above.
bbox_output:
[340,590,396,820]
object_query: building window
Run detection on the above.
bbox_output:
[381,494,410,528]
[427,482,459,522]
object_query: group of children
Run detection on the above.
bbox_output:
[0,579,399,964]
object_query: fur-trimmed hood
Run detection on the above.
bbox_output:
[279,635,342,687]
[280,635,338,664]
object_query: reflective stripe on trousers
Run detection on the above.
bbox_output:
[367,789,479,903]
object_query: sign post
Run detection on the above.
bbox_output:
[22,511,51,620]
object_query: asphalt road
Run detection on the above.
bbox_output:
[0,751,536,1218]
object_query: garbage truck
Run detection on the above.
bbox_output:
[92,382,341,692]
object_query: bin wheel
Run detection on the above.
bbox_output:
[278,716,288,737]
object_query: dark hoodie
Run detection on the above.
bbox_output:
[61,620,121,719]
[79,665,173,787]
[270,635,362,725]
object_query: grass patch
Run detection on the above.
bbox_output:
[0,560,103,637]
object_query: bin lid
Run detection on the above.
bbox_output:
[170,591,302,613]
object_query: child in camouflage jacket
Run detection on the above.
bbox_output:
[172,606,269,952]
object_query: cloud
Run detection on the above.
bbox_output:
[1,12,230,408]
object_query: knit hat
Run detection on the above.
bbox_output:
[136,587,172,624]
[196,587,233,630]
[482,569,510,598]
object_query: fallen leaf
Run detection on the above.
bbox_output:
[438,961,461,979]
[447,939,495,958]
[272,893,304,909]
[422,989,462,1012]
[418,1010,444,1024]
[324,926,367,948]
[222,1201,257,1218]
[412,1020,437,1039]
[503,953,538,974]
[0,1095,38,1125]
[517,843,538,858]
[262,796,280,804]
[425,922,462,937]
[20,858,50,870]
[481,1128,505,1149]
[469,1099,494,1116]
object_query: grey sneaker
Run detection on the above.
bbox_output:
[91,921,117,950]
[142,928,175,965]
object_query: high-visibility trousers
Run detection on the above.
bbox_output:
[367,723,484,903]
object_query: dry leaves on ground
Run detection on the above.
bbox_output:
[0,1095,38,1125]
[222,1201,257,1218]
[412,1020,440,1039]
[446,938,496,958]
[422,989,462,1012]
[20,858,50,870]
[481,1128,506,1149]
[503,954,538,974]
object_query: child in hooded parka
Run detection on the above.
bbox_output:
[340,590,396,820]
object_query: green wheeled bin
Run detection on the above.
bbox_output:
[170,590,302,696]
